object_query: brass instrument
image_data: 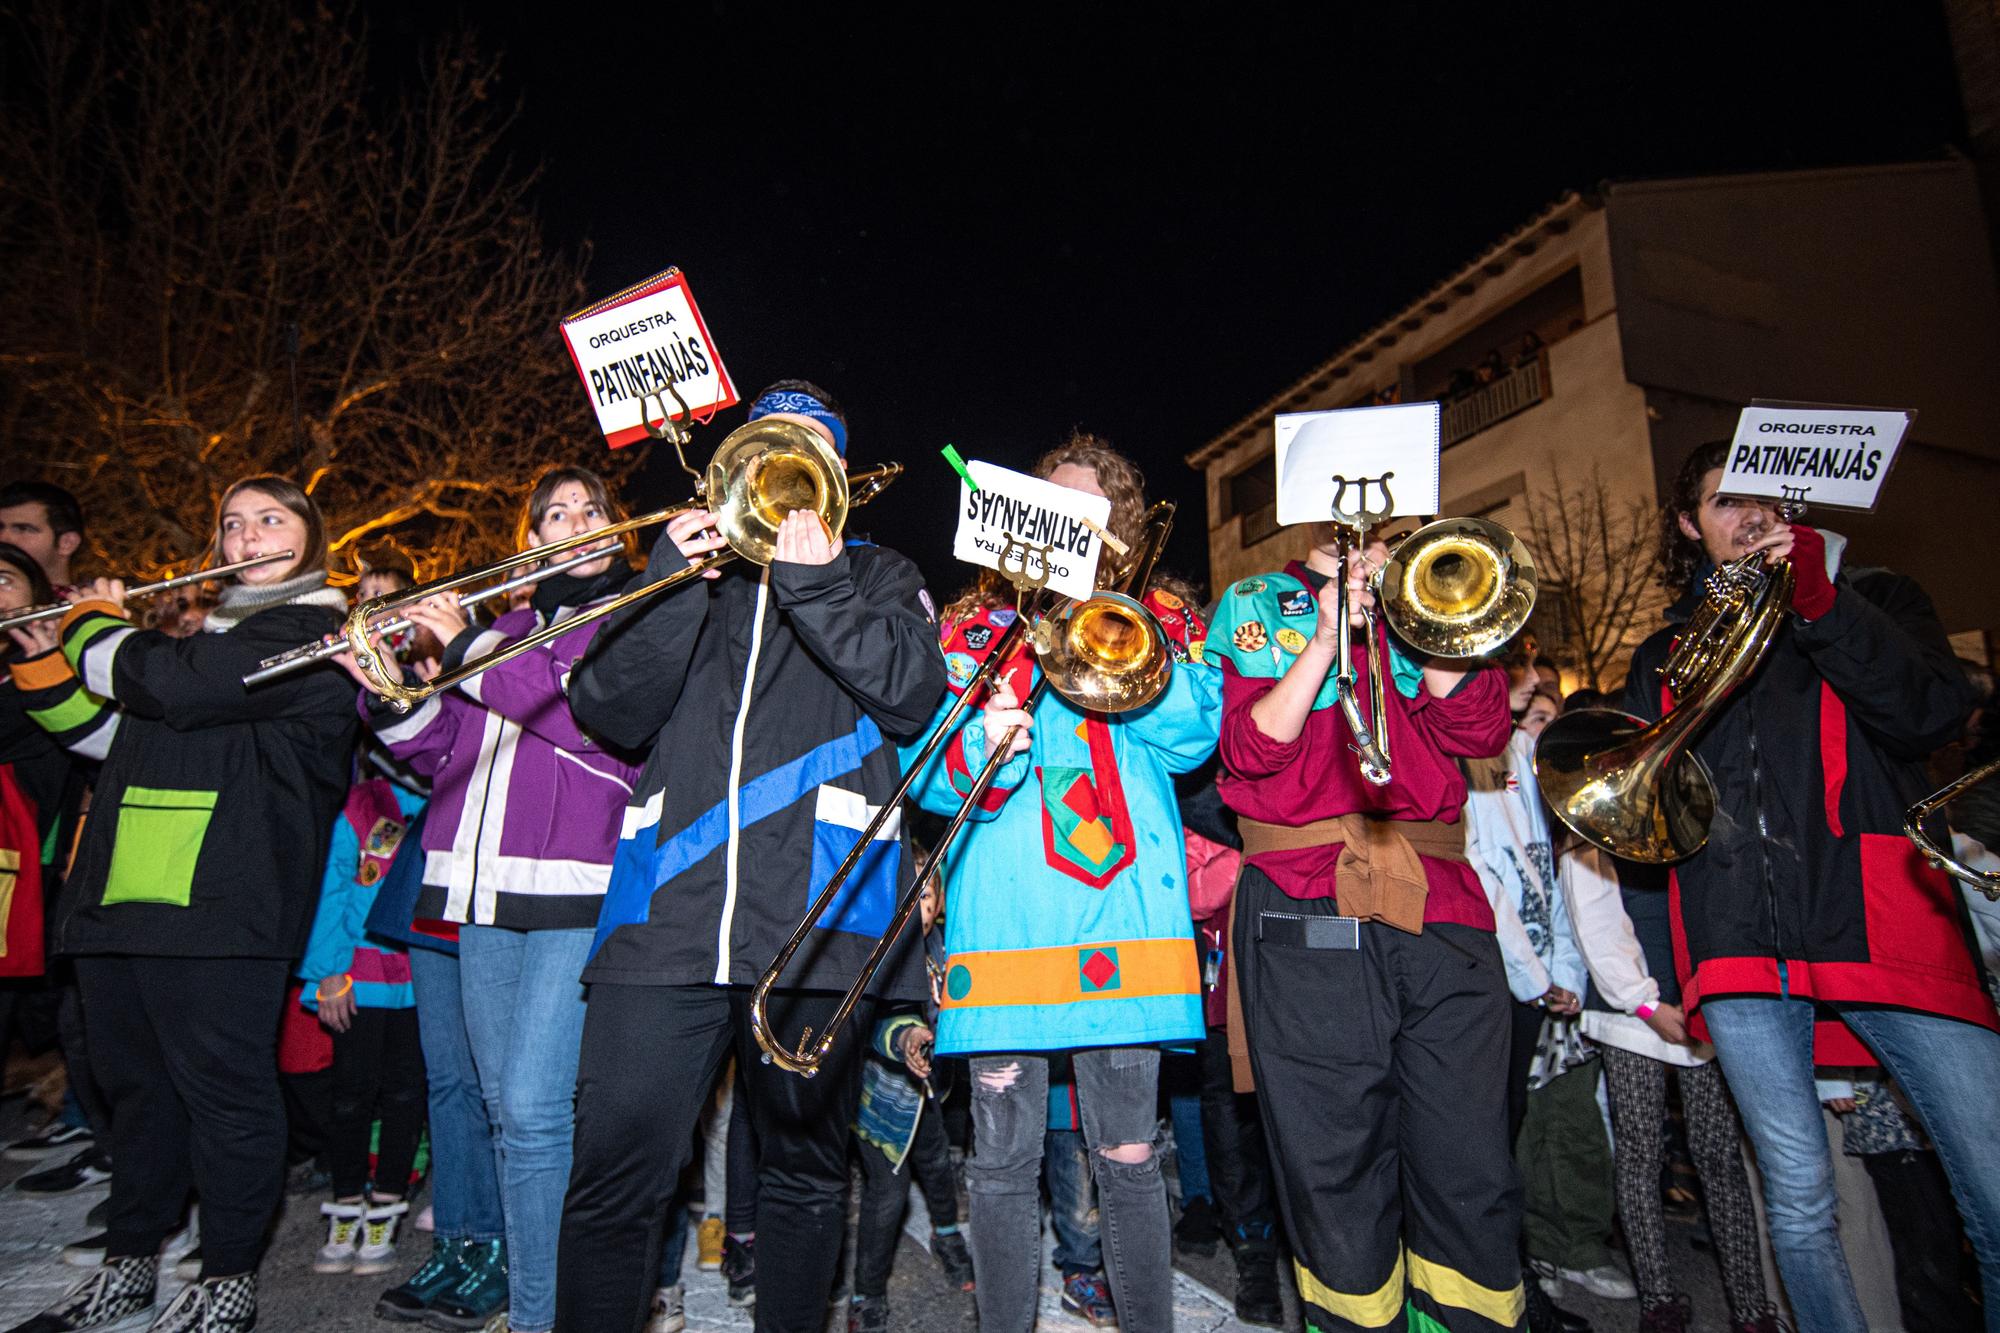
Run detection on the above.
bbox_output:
[1325,474,1538,785]
[1905,758,2000,900]
[749,502,1178,1076]
[314,418,899,712]
[1535,540,1796,863]
[0,551,297,633]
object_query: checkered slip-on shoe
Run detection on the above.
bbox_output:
[7,1255,157,1332]
[143,1274,253,1333]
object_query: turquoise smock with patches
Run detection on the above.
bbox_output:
[905,593,1221,1056]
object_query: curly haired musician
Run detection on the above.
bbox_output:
[1621,441,1997,1333]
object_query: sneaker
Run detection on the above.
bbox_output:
[144,1272,254,1332]
[644,1285,685,1333]
[376,1237,467,1322]
[18,1148,113,1195]
[5,1120,94,1162]
[1558,1262,1637,1301]
[353,1199,409,1276]
[847,1295,888,1333]
[313,1201,363,1274]
[1173,1194,1221,1257]
[694,1217,725,1272]
[1640,1296,1691,1333]
[720,1235,755,1308]
[931,1230,974,1292]
[61,1233,110,1269]
[1059,1271,1117,1328]
[422,1238,508,1330]
[7,1254,156,1332]
[1232,1245,1284,1328]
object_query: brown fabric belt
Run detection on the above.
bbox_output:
[1224,814,1467,1093]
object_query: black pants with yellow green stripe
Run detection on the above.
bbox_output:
[1235,866,1526,1332]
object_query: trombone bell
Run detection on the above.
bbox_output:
[1379,517,1536,660]
[1034,592,1172,715]
[708,419,850,564]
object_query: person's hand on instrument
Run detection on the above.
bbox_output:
[1640,1001,1688,1045]
[898,1023,935,1079]
[316,974,356,1033]
[1539,984,1581,1015]
[70,577,128,611]
[403,592,469,646]
[773,508,837,567]
[9,619,59,657]
[1749,521,1836,619]
[333,626,399,697]
[666,508,727,578]
[982,676,1034,757]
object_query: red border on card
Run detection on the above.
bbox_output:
[560,268,740,449]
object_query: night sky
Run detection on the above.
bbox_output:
[369,2,1964,595]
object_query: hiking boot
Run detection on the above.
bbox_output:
[61,1234,109,1269]
[353,1199,409,1276]
[1059,1271,1117,1327]
[143,1274,253,1332]
[932,1230,975,1291]
[1233,1245,1284,1328]
[695,1217,725,1272]
[5,1255,155,1332]
[847,1296,888,1333]
[5,1120,94,1162]
[422,1239,508,1330]
[377,1237,468,1322]
[1639,1296,1691,1333]
[18,1148,112,1195]
[1173,1194,1221,1257]
[312,1201,362,1274]
[720,1235,755,1308]
[644,1285,684,1333]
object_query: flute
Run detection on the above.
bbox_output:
[0,551,297,633]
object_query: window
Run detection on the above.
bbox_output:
[1220,454,1275,525]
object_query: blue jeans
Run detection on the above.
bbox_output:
[1705,995,2000,1333]
[1044,1128,1103,1277]
[408,947,504,1243]
[459,925,593,1333]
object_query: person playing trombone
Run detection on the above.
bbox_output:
[1210,516,1523,1333]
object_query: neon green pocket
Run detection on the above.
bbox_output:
[103,787,218,908]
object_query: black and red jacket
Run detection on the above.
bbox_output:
[1620,556,1993,1064]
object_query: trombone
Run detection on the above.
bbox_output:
[749,502,1179,1077]
[1905,758,2000,900]
[0,551,297,633]
[1323,474,1538,785]
[263,418,899,711]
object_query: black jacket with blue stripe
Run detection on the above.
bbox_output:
[569,527,944,998]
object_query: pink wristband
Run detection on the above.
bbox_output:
[1634,1001,1658,1020]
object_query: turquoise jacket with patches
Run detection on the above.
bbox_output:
[908,591,1220,1056]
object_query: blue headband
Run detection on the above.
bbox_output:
[748,389,848,456]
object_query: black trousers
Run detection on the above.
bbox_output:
[1862,1148,1984,1333]
[853,1091,959,1299]
[1235,867,1525,1332]
[1196,1024,1278,1242]
[76,955,290,1278]
[725,1060,759,1234]
[327,1006,427,1199]
[556,984,871,1333]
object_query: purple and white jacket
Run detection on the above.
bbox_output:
[364,576,642,931]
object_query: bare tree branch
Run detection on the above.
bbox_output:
[1520,459,1668,691]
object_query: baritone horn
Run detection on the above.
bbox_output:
[293,417,898,711]
[749,503,1179,1077]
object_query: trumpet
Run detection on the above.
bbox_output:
[1323,475,1537,785]
[0,551,297,634]
[749,502,1178,1077]
[1905,758,2000,900]
[272,419,899,712]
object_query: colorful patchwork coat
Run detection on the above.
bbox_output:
[910,589,1220,1055]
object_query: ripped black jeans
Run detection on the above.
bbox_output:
[965,1047,1171,1333]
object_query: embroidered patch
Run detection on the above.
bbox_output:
[1235,578,1266,596]
[1079,947,1121,993]
[1278,589,1313,617]
[358,860,384,886]
[1275,628,1308,653]
[944,651,979,686]
[989,607,1018,627]
[363,817,406,859]
[1152,590,1184,610]
[962,625,993,651]
[1188,638,1206,663]
[1232,621,1268,653]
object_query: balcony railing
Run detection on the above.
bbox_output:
[1441,354,1548,447]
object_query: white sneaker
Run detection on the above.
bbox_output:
[353,1198,409,1275]
[314,1200,364,1273]
[646,1283,686,1333]
[1559,1261,1638,1300]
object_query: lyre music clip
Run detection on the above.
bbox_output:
[1330,472,1396,529]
